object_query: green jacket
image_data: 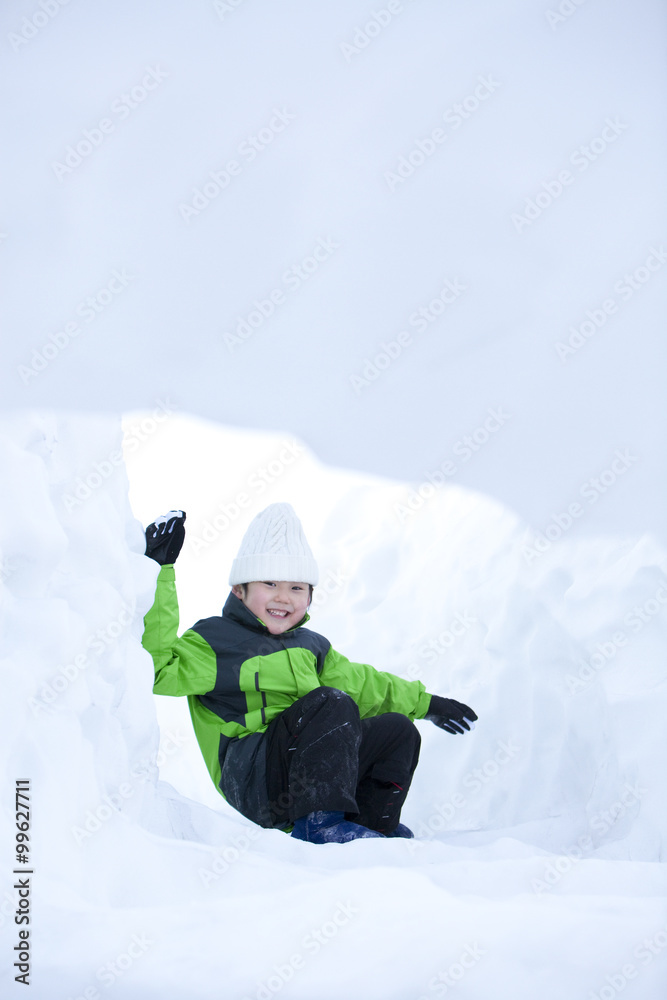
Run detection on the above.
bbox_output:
[142,565,431,826]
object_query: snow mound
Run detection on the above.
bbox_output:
[1,411,666,999]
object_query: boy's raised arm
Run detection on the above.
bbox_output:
[142,511,217,697]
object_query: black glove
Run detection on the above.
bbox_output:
[145,510,186,565]
[425,695,477,735]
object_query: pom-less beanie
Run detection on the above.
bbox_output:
[229,502,319,586]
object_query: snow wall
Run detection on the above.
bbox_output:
[2,410,666,999]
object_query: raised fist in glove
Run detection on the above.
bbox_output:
[145,510,186,565]
[426,695,477,735]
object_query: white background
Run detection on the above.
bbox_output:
[2,2,667,998]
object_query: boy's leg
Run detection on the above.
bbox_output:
[264,686,362,828]
[346,713,421,835]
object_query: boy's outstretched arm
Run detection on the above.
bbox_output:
[319,647,478,734]
[319,646,430,720]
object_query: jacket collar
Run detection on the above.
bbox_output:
[222,591,310,634]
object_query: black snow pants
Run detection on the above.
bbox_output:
[264,686,421,833]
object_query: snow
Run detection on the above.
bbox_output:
[2,0,666,997]
[2,412,666,998]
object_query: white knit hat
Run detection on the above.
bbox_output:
[229,503,319,586]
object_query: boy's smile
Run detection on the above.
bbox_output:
[232,580,311,635]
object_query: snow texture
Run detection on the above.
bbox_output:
[2,412,666,999]
[1,0,666,997]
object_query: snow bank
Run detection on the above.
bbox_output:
[3,410,665,998]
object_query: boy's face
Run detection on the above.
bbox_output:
[232,580,311,635]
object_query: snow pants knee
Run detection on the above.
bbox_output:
[264,686,421,833]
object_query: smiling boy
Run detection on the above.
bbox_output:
[142,503,477,843]
[231,580,312,634]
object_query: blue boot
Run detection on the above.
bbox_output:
[291,811,385,843]
[384,823,414,839]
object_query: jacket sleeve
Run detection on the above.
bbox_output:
[142,564,218,696]
[319,646,432,720]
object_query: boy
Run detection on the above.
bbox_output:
[142,504,477,844]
